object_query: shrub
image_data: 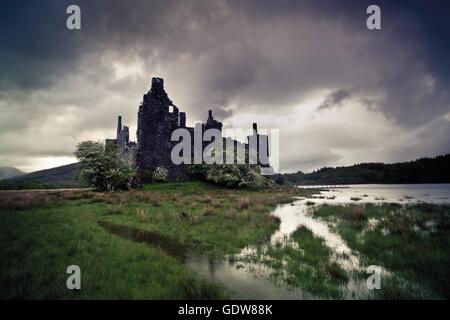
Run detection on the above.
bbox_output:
[153,167,168,182]
[143,167,168,183]
[128,175,142,189]
[187,164,273,188]
[238,169,274,188]
[206,165,242,188]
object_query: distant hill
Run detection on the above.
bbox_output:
[0,167,25,180]
[284,154,450,185]
[0,163,80,189]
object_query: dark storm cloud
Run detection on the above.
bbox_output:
[0,0,166,90]
[317,89,352,111]
[2,0,449,112]
[0,0,449,171]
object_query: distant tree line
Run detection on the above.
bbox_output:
[284,154,450,185]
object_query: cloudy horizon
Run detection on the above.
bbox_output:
[1,0,449,173]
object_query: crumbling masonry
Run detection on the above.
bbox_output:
[107,77,269,181]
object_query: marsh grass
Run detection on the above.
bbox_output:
[245,226,349,298]
[236,197,251,210]
[0,181,319,298]
[324,262,348,282]
[178,278,228,300]
[0,204,227,299]
[225,208,238,219]
[343,207,366,222]
[136,208,148,223]
[0,192,52,210]
[105,204,125,215]
[312,203,450,299]
[203,206,214,216]
[200,194,213,204]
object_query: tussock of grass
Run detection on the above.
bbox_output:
[324,262,348,282]
[132,191,161,206]
[105,204,124,215]
[380,214,410,234]
[91,192,108,203]
[236,197,251,210]
[200,194,213,204]
[203,206,214,216]
[136,208,148,223]
[178,278,228,300]
[343,207,366,222]
[225,208,237,219]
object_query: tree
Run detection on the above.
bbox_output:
[74,141,133,191]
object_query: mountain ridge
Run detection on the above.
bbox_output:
[0,167,25,180]
[0,163,80,189]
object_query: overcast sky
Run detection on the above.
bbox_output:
[0,0,449,173]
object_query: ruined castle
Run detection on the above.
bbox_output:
[107,77,269,181]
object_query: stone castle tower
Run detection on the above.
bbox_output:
[136,77,187,180]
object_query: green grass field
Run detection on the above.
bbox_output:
[0,182,313,299]
[1,182,448,299]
